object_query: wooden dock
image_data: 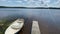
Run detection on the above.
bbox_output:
[31,21,41,34]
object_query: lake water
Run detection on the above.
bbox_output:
[0,8,59,18]
[0,8,60,34]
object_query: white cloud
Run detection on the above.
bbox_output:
[7,1,12,2]
[0,0,6,1]
[24,0,28,1]
[0,0,60,7]
[16,1,22,3]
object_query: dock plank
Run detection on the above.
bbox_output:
[31,21,41,34]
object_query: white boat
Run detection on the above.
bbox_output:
[5,19,24,34]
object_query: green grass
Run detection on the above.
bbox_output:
[0,16,18,34]
[0,19,12,34]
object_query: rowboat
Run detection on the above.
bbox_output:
[5,19,24,34]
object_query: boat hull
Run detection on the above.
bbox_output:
[5,19,24,34]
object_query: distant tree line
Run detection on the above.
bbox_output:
[0,6,60,9]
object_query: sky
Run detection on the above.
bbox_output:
[0,0,60,7]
